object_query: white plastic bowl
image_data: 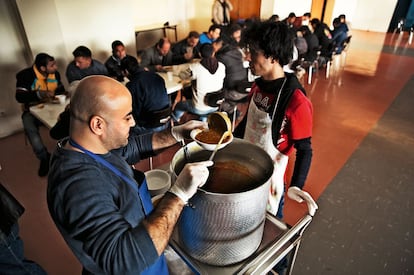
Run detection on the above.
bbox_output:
[144,169,171,197]
[151,194,164,207]
[190,128,233,151]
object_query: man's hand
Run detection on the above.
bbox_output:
[171,120,207,142]
[184,52,193,60]
[168,160,213,203]
[155,65,163,72]
[38,90,54,99]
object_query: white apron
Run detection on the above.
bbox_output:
[244,99,289,216]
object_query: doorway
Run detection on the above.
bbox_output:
[230,0,261,22]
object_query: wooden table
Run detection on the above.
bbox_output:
[157,72,183,95]
[29,99,68,129]
[28,75,183,129]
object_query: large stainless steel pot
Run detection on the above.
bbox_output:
[170,138,274,266]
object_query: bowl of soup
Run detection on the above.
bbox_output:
[190,112,233,151]
[190,128,233,151]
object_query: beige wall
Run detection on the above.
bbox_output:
[272,0,312,20]
[0,0,30,137]
[333,0,397,32]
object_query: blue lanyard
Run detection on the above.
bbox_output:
[68,138,154,215]
[68,138,139,193]
[67,140,163,273]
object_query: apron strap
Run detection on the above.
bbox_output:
[69,139,153,215]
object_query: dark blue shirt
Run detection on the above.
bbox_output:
[47,136,169,274]
[126,70,170,128]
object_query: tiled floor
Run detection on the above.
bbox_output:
[0,30,413,274]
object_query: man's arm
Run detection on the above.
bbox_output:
[15,69,52,103]
[65,63,78,83]
[171,41,186,64]
[290,137,312,189]
[144,160,212,254]
[143,192,184,254]
[120,120,207,164]
[54,71,66,95]
[139,48,156,72]
[151,120,207,151]
[104,57,120,79]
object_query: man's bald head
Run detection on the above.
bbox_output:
[70,75,131,126]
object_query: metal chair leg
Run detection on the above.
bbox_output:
[326,59,331,79]
[307,65,312,85]
[149,156,153,170]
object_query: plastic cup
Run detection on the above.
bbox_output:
[167,71,173,81]
[55,95,66,104]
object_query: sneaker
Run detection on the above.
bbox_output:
[38,153,50,177]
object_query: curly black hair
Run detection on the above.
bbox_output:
[242,20,294,66]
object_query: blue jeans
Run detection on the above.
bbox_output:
[173,101,218,122]
[332,31,348,54]
[0,224,46,275]
[276,190,285,219]
[21,111,49,160]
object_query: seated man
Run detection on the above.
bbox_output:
[216,24,249,92]
[171,31,200,65]
[65,45,108,83]
[139,38,173,72]
[15,53,66,176]
[298,25,320,62]
[215,29,250,116]
[331,17,348,54]
[47,75,212,274]
[50,55,172,139]
[339,14,351,37]
[105,40,135,82]
[301,12,311,26]
[198,24,221,46]
[282,12,297,30]
[310,18,334,59]
[121,56,171,135]
[173,43,226,122]
[49,104,70,140]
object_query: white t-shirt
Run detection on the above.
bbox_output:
[189,61,226,111]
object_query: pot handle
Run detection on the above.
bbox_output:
[287,187,318,216]
[304,193,318,217]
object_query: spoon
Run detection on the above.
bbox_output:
[208,131,231,161]
[180,140,190,163]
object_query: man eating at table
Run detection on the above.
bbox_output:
[15,53,65,177]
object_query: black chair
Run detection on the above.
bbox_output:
[142,106,172,128]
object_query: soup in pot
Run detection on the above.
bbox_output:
[201,161,262,194]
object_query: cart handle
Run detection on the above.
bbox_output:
[287,187,318,216]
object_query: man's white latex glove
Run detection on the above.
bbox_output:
[171,120,207,142]
[287,186,318,216]
[169,160,213,203]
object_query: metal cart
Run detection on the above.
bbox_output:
[168,193,318,275]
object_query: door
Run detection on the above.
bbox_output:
[230,0,261,22]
